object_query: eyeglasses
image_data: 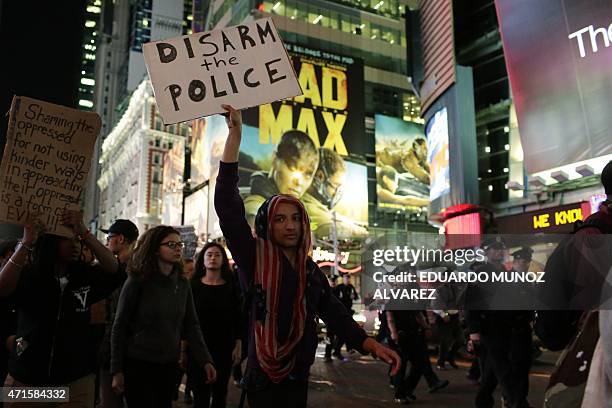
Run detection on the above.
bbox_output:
[160,241,185,250]
[106,234,117,242]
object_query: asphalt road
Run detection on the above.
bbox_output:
[173,344,558,407]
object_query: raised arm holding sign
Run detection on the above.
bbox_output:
[0,96,101,237]
[143,17,302,124]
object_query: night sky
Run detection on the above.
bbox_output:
[0,0,87,151]
[0,0,87,238]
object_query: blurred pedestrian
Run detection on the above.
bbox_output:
[324,275,343,362]
[434,309,461,369]
[388,310,448,403]
[467,238,533,408]
[335,274,360,356]
[183,258,195,280]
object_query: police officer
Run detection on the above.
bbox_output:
[466,238,534,408]
[511,247,533,273]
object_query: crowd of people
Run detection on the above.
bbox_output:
[0,105,611,408]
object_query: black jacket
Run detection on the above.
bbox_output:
[465,262,534,334]
[8,262,124,386]
[111,272,212,375]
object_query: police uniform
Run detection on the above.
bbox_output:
[466,239,534,408]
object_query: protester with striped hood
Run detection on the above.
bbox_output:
[214,105,400,408]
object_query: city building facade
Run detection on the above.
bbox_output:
[97,80,188,234]
[85,0,190,229]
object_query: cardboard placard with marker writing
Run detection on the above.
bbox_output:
[0,96,101,237]
[143,17,302,124]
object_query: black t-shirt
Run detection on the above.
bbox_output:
[191,279,241,354]
[9,262,124,385]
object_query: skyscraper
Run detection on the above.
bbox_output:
[84,0,187,229]
[78,0,103,111]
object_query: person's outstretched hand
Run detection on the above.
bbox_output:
[363,338,401,376]
[222,104,242,129]
[112,373,124,395]
[204,363,217,384]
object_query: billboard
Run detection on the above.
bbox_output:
[193,115,228,239]
[190,45,369,239]
[242,43,367,158]
[161,138,184,226]
[496,0,612,173]
[197,115,369,240]
[190,118,208,186]
[375,114,429,212]
[426,107,450,202]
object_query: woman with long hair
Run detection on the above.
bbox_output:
[111,226,216,407]
[187,242,241,408]
[0,211,121,407]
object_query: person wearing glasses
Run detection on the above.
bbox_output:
[301,147,368,239]
[97,219,139,408]
[110,226,216,407]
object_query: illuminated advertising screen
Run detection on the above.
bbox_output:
[190,118,208,186]
[191,45,369,240]
[375,114,429,213]
[161,138,184,226]
[197,114,369,240]
[235,123,369,240]
[242,43,367,157]
[496,0,612,173]
[426,107,450,202]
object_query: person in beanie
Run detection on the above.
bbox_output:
[214,105,400,408]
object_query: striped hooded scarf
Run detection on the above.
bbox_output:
[253,194,312,383]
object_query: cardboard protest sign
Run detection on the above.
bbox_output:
[143,17,302,124]
[0,96,101,237]
[174,225,198,259]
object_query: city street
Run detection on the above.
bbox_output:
[1,1,610,407]
[175,344,558,407]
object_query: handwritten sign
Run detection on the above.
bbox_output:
[174,225,198,259]
[143,17,302,124]
[0,96,101,237]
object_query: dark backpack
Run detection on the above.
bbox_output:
[535,217,612,351]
